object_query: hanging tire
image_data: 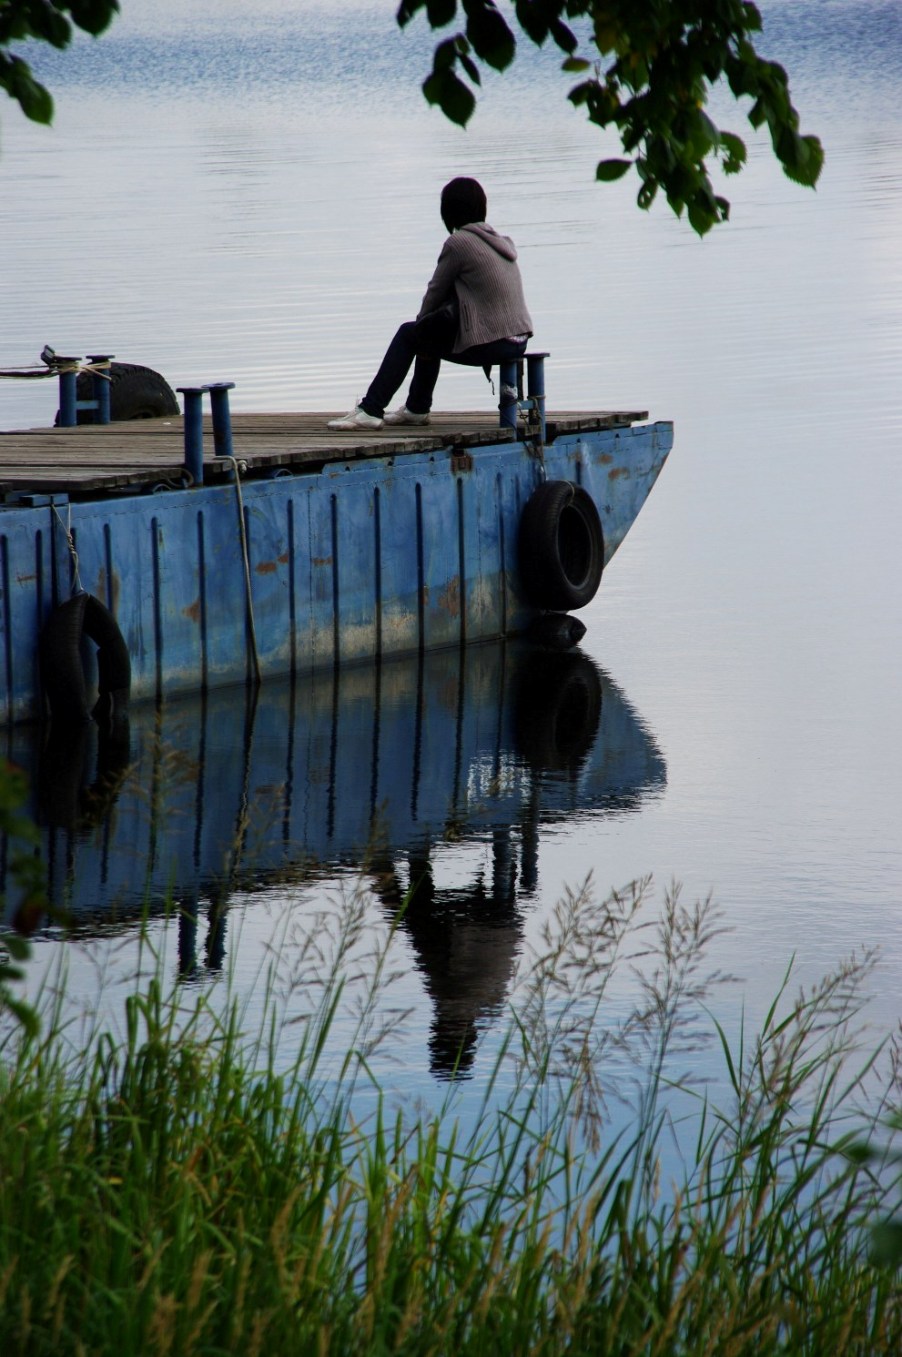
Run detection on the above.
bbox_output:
[56,361,179,425]
[39,593,131,725]
[517,480,604,612]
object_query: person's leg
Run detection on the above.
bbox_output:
[406,337,527,415]
[363,331,526,420]
[405,354,443,415]
[361,321,420,418]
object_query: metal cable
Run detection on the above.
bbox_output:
[51,502,84,596]
[0,359,111,381]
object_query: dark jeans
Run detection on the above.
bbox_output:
[361,320,527,417]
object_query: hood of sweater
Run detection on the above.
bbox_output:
[458,222,518,261]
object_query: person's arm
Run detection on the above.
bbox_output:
[416,237,460,319]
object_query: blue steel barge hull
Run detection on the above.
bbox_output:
[0,414,672,724]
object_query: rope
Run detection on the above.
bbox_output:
[51,503,85,597]
[223,455,261,685]
[0,358,111,381]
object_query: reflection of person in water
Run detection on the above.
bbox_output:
[371,831,521,1077]
[368,651,610,1077]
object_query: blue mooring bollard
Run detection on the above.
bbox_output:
[526,353,547,444]
[177,386,207,485]
[56,358,83,428]
[176,382,237,485]
[56,354,114,426]
[86,354,114,424]
[58,369,78,428]
[208,382,236,460]
[498,352,548,444]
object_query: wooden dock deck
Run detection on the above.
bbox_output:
[0,410,646,499]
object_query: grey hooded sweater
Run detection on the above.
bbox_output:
[417,222,533,354]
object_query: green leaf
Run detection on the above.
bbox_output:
[459,51,482,85]
[28,7,71,49]
[397,0,423,28]
[696,110,721,154]
[796,133,824,186]
[514,0,548,46]
[464,2,515,72]
[747,97,766,130]
[423,69,476,125]
[549,18,577,55]
[871,1219,902,1267]
[596,158,630,182]
[776,126,822,187]
[719,130,747,175]
[687,199,714,235]
[68,0,120,39]
[433,36,460,72]
[1,996,38,1038]
[426,0,458,25]
[843,1141,875,1166]
[2,932,31,962]
[12,63,54,125]
[567,79,594,108]
[562,57,591,74]
[637,181,657,211]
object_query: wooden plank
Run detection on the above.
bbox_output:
[0,408,648,499]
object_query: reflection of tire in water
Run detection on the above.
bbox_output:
[38,717,132,834]
[56,361,179,425]
[523,611,587,651]
[513,650,603,774]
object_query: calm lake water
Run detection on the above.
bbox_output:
[2,1,901,1110]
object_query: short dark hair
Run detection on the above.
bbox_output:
[440,177,487,231]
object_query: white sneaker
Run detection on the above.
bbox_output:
[384,406,430,426]
[327,403,383,431]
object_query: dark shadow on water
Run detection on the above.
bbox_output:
[2,639,666,1076]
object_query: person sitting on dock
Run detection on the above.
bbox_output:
[328,177,533,430]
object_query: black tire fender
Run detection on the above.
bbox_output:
[56,361,179,425]
[517,480,604,612]
[39,593,131,725]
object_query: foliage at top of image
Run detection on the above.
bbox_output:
[399,0,824,233]
[2,1,821,234]
[0,0,118,124]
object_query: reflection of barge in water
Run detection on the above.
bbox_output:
[3,641,666,1075]
[3,641,665,923]
[0,363,671,723]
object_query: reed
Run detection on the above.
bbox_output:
[0,876,899,1356]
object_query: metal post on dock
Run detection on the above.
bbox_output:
[177,385,208,486]
[86,354,114,424]
[498,353,548,443]
[527,353,547,444]
[57,360,81,427]
[208,382,236,460]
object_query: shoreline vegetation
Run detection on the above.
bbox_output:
[0,873,900,1355]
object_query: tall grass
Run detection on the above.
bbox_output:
[0,875,900,1355]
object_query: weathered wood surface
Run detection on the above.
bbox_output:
[0,410,647,497]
